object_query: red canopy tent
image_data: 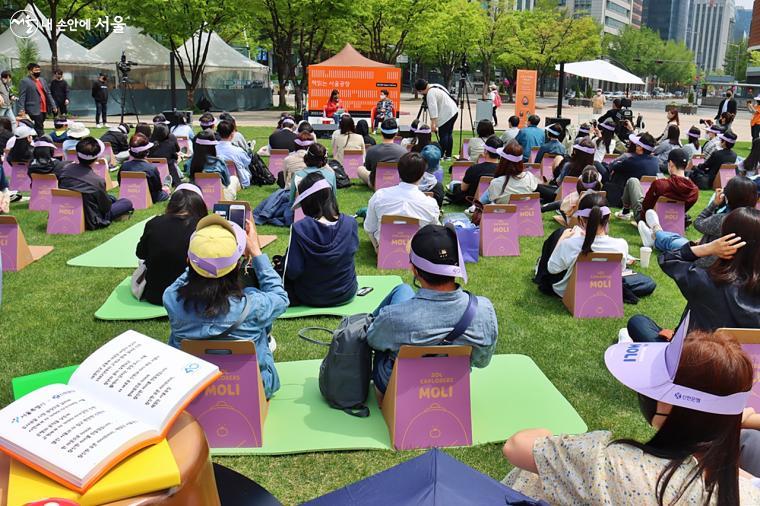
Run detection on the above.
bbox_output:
[308,44,401,116]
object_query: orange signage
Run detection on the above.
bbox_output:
[515,70,537,128]
[307,67,402,114]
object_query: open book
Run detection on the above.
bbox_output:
[0,330,221,493]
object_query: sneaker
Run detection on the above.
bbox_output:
[102,123,110,128]
[645,209,661,232]
[617,328,633,344]
[9,191,21,203]
[95,123,102,128]
[614,209,632,221]
[268,335,277,353]
[638,221,655,248]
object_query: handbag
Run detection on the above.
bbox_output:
[130,260,147,300]
[466,196,484,226]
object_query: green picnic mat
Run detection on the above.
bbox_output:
[94,276,168,320]
[12,355,586,455]
[280,275,403,319]
[67,218,152,268]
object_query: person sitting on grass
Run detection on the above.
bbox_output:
[479,141,539,205]
[555,137,607,184]
[57,137,133,229]
[27,135,66,179]
[331,114,365,165]
[364,152,440,252]
[367,224,498,397]
[652,124,681,172]
[419,144,445,206]
[186,130,242,201]
[356,119,375,146]
[148,123,182,186]
[500,115,520,145]
[515,114,544,162]
[281,173,358,307]
[135,184,207,305]
[48,116,68,143]
[164,215,288,399]
[283,131,315,187]
[548,165,603,223]
[594,118,625,163]
[219,112,248,152]
[62,121,88,152]
[467,119,495,162]
[170,113,194,141]
[119,133,170,204]
[535,192,655,299]
[358,118,406,190]
[197,112,217,138]
[448,136,502,205]
[216,120,252,188]
[289,143,336,204]
[681,125,702,161]
[6,124,34,164]
[616,148,699,222]
[690,131,738,190]
[626,207,760,344]
[638,176,758,266]
[605,132,659,207]
[99,123,131,163]
[701,123,725,161]
[534,123,566,164]
[503,327,760,504]
[268,115,297,152]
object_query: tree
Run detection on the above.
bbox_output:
[497,0,600,96]
[406,0,485,88]
[26,0,99,67]
[476,0,514,99]
[724,37,749,81]
[115,0,241,107]
[352,0,436,64]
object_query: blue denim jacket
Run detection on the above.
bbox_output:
[367,288,498,388]
[163,255,289,399]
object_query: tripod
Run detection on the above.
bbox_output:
[455,71,474,161]
[117,72,140,124]
[415,96,429,124]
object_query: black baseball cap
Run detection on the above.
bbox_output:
[411,225,459,267]
[667,148,689,168]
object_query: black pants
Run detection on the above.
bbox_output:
[536,183,558,205]
[29,113,45,136]
[752,124,760,140]
[95,101,108,124]
[438,113,458,158]
[53,102,67,116]
[492,106,498,126]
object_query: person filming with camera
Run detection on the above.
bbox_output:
[414,79,458,161]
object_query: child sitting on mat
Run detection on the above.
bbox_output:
[280,173,358,307]
[163,215,288,399]
[367,224,498,397]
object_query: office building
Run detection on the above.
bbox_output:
[734,6,752,42]
[563,0,637,35]
[751,0,760,50]
[685,0,735,73]
[513,0,536,9]
[631,0,643,28]
[642,0,691,42]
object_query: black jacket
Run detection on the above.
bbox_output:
[715,98,737,120]
[660,243,760,333]
[27,157,67,179]
[269,129,297,152]
[49,79,69,105]
[692,148,737,190]
[100,130,129,154]
[148,138,181,186]
[91,80,109,103]
[57,163,112,230]
[136,214,200,305]
[119,159,166,203]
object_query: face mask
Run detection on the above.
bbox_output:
[32,71,41,78]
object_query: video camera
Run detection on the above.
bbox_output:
[620,97,633,122]
[456,55,469,79]
[116,50,139,77]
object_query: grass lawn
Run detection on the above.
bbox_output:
[0,128,750,504]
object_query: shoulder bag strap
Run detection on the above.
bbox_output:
[208,296,253,340]
[441,291,479,344]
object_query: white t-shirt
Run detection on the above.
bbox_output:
[547,232,629,297]
[485,172,539,204]
[364,182,440,242]
[426,86,458,125]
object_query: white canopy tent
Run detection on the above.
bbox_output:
[178,31,267,70]
[554,59,645,85]
[90,25,171,66]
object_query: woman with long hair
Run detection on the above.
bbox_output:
[681,125,702,161]
[289,143,337,203]
[653,124,681,172]
[163,214,288,399]
[594,118,624,163]
[408,123,433,153]
[629,207,760,342]
[557,137,606,181]
[503,327,759,504]
[148,123,181,186]
[324,89,342,122]
[136,184,208,305]
[356,119,375,146]
[282,172,359,307]
[556,165,604,224]
[283,130,315,187]
[331,114,364,164]
[657,108,680,142]
[479,140,538,204]
[186,129,242,200]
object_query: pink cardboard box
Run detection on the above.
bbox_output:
[47,189,85,235]
[378,215,419,270]
[0,215,53,271]
[29,173,58,211]
[480,204,520,257]
[563,252,624,318]
[508,193,543,237]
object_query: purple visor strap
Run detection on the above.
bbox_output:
[200,119,215,128]
[294,138,314,147]
[416,127,432,134]
[629,134,654,152]
[484,145,500,154]
[581,181,599,189]
[77,139,106,160]
[600,122,616,131]
[718,134,736,144]
[496,148,523,163]
[129,141,154,154]
[380,127,399,135]
[546,126,560,136]
[687,131,700,138]
[707,125,722,134]
[175,183,203,198]
[195,138,218,146]
[292,179,332,209]
[578,127,590,134]
[33,140,57,149]
[573,144,595,155]
[574,206,611,218]
[410,248,468,284]
[188,222,246,277]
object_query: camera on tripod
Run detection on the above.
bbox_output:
[456,56,469,79]
[116,51,139,79]
[620,97,633,122]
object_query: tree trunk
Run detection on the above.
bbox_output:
[293,81,303,115]
[275,57,288,108]
[186,88,195,109]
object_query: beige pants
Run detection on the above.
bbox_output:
[223,175,242,201]
[357,166,374,190]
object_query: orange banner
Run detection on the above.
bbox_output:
[515,70,537,128]
[307,66,402,114]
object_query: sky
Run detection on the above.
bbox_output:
[736,0,754,9]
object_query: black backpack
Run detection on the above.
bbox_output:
[328,160,352,189]
[299,313,373,417]
[248,153,276,186]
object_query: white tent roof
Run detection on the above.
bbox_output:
[90,26,171,66]
[179,32,266,69]
[555,60,645,85]
[0,5,103,64]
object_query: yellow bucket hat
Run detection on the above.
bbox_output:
[187,214,246,278]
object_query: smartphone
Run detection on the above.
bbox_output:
[228,204,246,229]
[212,203,230,218]
[357,286,374,296]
